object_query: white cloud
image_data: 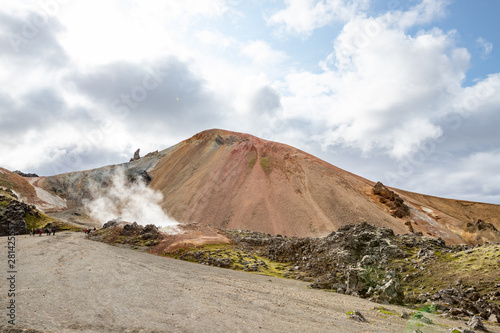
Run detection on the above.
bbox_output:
[403,149,500,204]
[240,40,288,66]
[267,0,369,36]
[477,37,493,58]
[2,0,500,204]
[196,30,238,49]
[382,0,449,30]
[280,13,471,158]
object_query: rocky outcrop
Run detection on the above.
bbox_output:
[96,221,162,246]
[144,150,159,158]
[372,182,410,218]
[130,149,141,162]
[94,219,500,317]
[126,169,152,184]
[0,190,32,235]
[468,219,499,232]
[13,170,39,177]
[259,222,407,303]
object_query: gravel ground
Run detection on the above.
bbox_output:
[2,232,498,333]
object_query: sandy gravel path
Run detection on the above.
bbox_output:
[2,232,498,333]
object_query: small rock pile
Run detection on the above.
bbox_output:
[406,286,500,323]
[100,221,162,246]
[13,170,39,177]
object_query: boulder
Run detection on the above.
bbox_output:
[378,278,404,304]
[349,311,368,323]
[102,220,118,229]
[140,224,161,240]
[467,315,487,331]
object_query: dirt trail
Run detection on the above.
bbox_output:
[2,232,498,332]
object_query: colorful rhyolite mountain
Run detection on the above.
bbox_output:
[4,129,500,245]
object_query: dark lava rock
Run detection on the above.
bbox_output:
[0,195,33,236]
[140,224,161,240]
[102,220,118,229]
[476,219,498,232]
[126,169,152,184]
[215,135,224,145]
[264,222,406,304]
[13,170,39,177]
[349,311,368,323]
[120,222,144,236]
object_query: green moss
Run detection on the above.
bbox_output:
[359,266,385,288]
[259,156,273,174]
[374,306,398,316]
[249,157,256,168]
[24,211,56,230]
[167,243,291,278]
[0,177,17,191]
[390,244,500,299]
[418,304,438,314]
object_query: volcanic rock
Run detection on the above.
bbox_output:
[0,194,32,235]
[349,310,368,323]
[120,222,143,236]
[467,315,487,331]
[13,170,39,177]
[130,149,141,162]
[372,182,410,218]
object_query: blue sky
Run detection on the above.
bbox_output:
[0,0,499,204]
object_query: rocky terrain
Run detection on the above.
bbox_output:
[8,231,498,333]
[93,220,500,330]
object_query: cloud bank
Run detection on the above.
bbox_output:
[1,0,499,204]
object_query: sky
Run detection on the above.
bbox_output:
[0,0,499,204]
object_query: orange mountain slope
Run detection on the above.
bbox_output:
[21,129,500,245]
[148,129,499,244]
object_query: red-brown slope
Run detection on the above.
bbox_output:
[0,167,37,201]
[397,189,500,244]
[149,129,417,238]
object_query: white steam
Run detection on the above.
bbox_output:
[86,169,179,228]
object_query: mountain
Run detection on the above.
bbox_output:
[4,129,500,244]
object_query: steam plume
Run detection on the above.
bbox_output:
[86,168,179,228]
